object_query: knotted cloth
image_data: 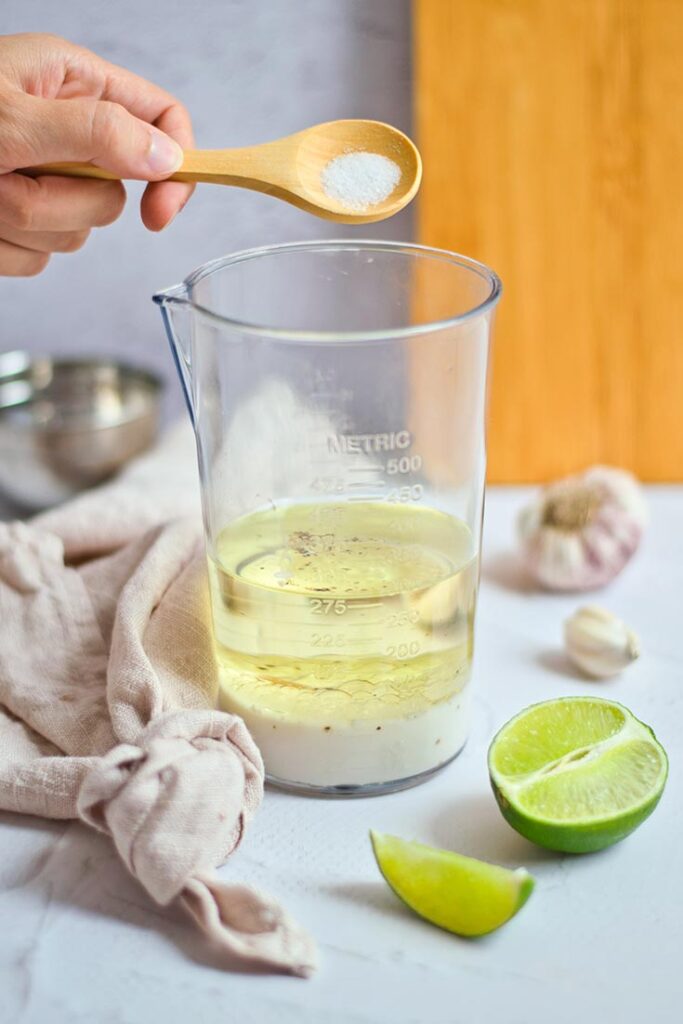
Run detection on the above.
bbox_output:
[0,424,316,978]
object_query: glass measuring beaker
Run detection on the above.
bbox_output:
[154,241,501,795]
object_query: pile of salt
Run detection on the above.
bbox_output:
[321,151,401,212]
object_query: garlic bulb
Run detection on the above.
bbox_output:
[518,466,646,591]
[564,606,640,679]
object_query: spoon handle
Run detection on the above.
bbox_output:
[22,162,122,181]
[23,144,285,186]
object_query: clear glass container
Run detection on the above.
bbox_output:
[154,241,501,794]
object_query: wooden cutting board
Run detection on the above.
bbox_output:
[414,0,683,481]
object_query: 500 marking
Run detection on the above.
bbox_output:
[386,454,422,475]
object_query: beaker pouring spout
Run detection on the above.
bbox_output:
[153,283,195,425]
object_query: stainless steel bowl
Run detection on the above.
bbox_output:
[0,351,163,511]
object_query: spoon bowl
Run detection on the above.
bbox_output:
[292,119,421,222]
[27,119,422,225]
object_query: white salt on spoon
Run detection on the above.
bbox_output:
[321,151,402,212]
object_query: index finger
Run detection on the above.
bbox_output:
[90,53,189,126]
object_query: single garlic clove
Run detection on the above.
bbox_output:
[564,605,640,679]
[518,465,647,591]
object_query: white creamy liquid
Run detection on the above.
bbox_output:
[220,684,472,789]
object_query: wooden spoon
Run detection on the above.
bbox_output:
[26,119,421,225]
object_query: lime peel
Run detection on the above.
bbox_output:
[370,830,534,937]
[488,696,668,853]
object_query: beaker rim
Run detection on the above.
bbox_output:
[155,239,502,342]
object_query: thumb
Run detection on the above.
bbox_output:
[6,93,184,179]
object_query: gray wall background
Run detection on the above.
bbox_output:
[0,0,413,416]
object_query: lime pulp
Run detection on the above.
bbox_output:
[488,697,668,853]
[370,831,534,937]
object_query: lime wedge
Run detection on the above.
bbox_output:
[488,697,668,853]
[370,831,534,936]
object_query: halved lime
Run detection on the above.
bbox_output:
[488,697,668,853]
[370,831,534,936]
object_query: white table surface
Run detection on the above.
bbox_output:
[1,487,681,1024]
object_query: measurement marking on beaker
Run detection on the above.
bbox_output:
[345,494,388,503]
[323,636,381,645]
[308,630,381,638]
[352,602,383,609]
[223,617,338,628]
[346,480,386,488]
[346,465,384,473]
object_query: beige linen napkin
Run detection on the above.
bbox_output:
[0,423,316,978]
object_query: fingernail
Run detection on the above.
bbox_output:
[146,132,184,175]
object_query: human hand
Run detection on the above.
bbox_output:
[0,33,194,276]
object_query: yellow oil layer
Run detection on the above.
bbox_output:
[208,502,477,725]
